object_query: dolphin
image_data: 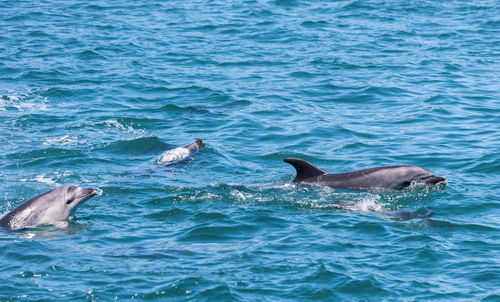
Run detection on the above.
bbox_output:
[156,139,204,165]
[0,186,97,230]
[284,158,446,190]
[324,200,434,221]
[382,208,434,221]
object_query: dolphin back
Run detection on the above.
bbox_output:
[157,139,204,165]
[283,157,445,190]
[284,158,327,183]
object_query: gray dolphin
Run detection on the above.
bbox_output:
[156,139,204,165]
[0,186,97,230]
[324,200,434,221]
[284,158,446,190]
[383,208,434,221]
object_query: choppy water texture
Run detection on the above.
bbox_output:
[1,0,499,300]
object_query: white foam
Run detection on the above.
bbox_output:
[104,119,139,133]
[156,147,191,165]
[105,119,127,130]
[352,195,384,213]
[34,175,57,185]
[231,190,249,201]
[43,135,80,147]
[20,174,57,185]
[0,90,49,112]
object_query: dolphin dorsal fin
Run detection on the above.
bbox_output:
[284,158,327,182]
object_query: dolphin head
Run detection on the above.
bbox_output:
[395,167,447,190]
[0,185,98,230]
[62,186,97,217]
[35,185,97,224]
[184,139,204,152]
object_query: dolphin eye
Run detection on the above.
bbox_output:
[66,199,73,205]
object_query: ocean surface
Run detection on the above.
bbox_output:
[1,0,499,300]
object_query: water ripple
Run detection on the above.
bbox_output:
[1,0,499,300]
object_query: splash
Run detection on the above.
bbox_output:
[20,174,57,185]
[352,195,385,213]
[0,89,49,112]
[43,135,80,147]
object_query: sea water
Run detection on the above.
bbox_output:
[0,0,499,300]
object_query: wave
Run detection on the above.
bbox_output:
[96,136,166,156]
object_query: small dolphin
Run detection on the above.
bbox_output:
[284,158,446,190]
[322,200,434,221]
[0,186,97,230]
[382,208,434,221]
[156,139,204,165]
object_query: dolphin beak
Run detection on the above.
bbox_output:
[77,188,97,201]
[423,176,447,185]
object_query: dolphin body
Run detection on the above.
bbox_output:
[284,158,446,190]
[0,186,97,230]
[156,139,204,165]
[324,200,434,221]
[382,208,434,221]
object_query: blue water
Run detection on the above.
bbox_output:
[1,0,499,300]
